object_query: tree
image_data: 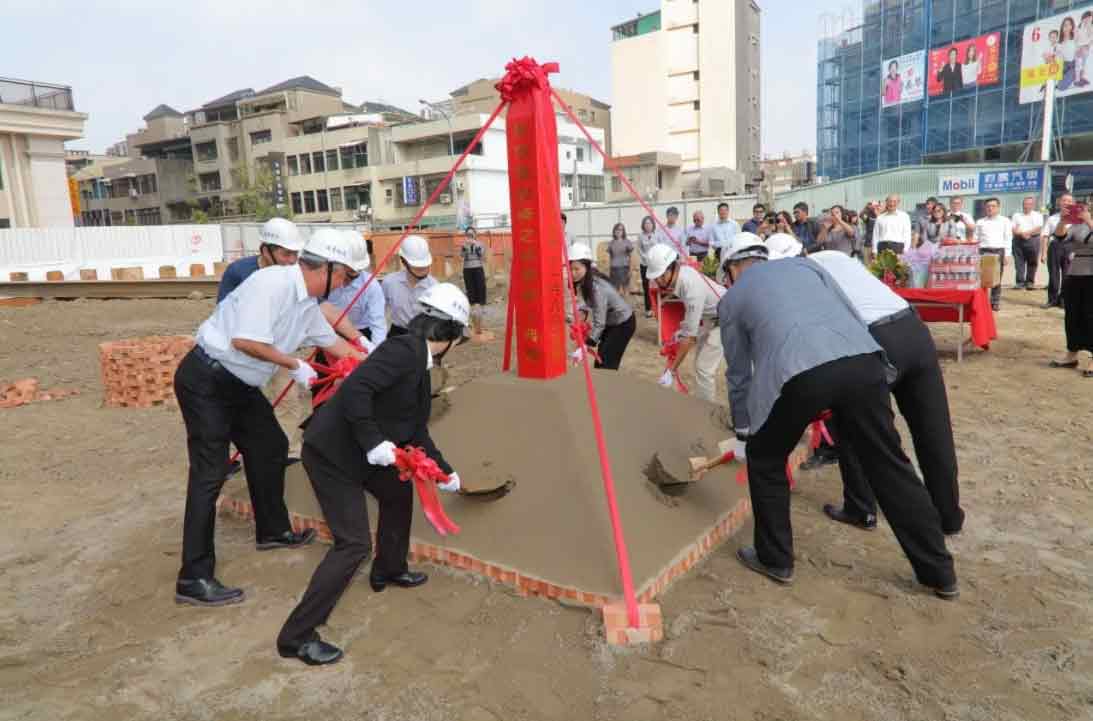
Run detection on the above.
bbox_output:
[231,162,293,222]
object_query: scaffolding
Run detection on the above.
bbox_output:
[817,7,862,180]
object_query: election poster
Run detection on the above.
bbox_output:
[928,32,1001,97]
[1019,7,1093,104]
[880,50,926,108]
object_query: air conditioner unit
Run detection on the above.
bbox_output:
[438,193,452,204]
[129,188,139,199]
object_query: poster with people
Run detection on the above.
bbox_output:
[1019,8,1093,104]
[928,32,1001,96]
[880,50,926,108]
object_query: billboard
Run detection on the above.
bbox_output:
[979,168,1043,194]
[928,32,1002,97]
[881,50,926,107]
[1019,8,1093,104]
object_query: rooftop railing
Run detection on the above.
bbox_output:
[0,77,75,111]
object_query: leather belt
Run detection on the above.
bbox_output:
[870,306,914,330]
[192,343,223,370]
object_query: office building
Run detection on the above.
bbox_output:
[610,0,762,196]
[818,1,1093,183]
[0,77,88,228]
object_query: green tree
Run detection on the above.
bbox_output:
[231,162,292,222]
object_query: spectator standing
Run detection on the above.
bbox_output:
[710,202,740,264]
[562,212,576,247]
[1041,193,1075,308]
[917,203,948,246]
[1050,205,1093,375]
[816,205,859,255]
[975,198,1013,311]
[1011,196,1044,290]
[859,201,879,262]
[607,222,634,294]
[943,196,976,240]
[686,210,711,262]
[459,228,488,336]
[636,216,659,317]
[791,202,822,253]
[742,203,766,234]
[874,194,913,254]
[774,211,795,237]
[655,206,687,256]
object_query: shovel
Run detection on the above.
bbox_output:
[688,440,737,481]
[457,478,516,502]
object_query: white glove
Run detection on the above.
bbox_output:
[437,472,461,493]
[733,430,748,461]
[354,335,376,354]
[658,369,675,388]
[366,440,397,467]
[570,348,585,364]
[290,359,318,388]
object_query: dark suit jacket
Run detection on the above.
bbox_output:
[937,63,963,94]
[303,334,451,479]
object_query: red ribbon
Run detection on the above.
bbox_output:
[568,321,602,365]
[394,446,460,537]
[658,341,689,393]
[809,410,834,450]
[495,57,559,102]
[308,355,363,408]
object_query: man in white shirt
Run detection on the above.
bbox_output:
[942,196,976,240]
[645,243,726,402]
[655,206,687,257]
[173,228,364,607]
[975,197,1013,310]
[873,194,913,254]
[686,210,711,262]
[710,202,740,262]
[1011,195,1044,290]
[806,251,964,536]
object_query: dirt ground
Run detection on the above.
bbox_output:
[1,281,1092,721]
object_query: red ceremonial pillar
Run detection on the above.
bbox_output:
[497,58,567,380]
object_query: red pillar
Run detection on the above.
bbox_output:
[498,58,567,380]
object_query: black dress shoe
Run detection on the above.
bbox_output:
[823,503,878,530]
[800,453,838,471]
[369,569,428,592]
[256,528,316,551]
[735,546,794,585]
[175,577,245,607]
[917,578,960,600]
[278,639,343,666]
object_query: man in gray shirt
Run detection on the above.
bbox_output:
[717,242,957,598]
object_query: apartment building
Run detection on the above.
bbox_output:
[610,0,762,196]
[0,76,88,227]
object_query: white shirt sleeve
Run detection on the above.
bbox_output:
[303,304,339,349]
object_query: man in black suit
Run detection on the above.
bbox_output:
[937,47,963,94]
[276,283,471,666]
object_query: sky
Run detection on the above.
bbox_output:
[7,0,853,158]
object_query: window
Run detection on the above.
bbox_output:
[199,171,222,192]
[290,192,303,214]
[577,174,604,203]
[250,129,272,145]
[339,143,368,170]
[300,153,312,174]
[136,207,162,225]
[693,71,700,80]
[330,187,343,211]
[326,149,339,172]
[227,137,239,163]
[312,151,325,173]
[110,211,123,225]
[195,141,218,162]
[576,147,585,161]
[304,190,316,213]
[288,155,299,176]
[693,100,700,110]
[345,184,371,210]
[611,176,621,192]
[317,189,329,212]
[138,174,157,195]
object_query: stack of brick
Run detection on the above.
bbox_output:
[99,335,195,408]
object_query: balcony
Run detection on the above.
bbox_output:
[0,77,75,111]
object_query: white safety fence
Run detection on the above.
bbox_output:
[0,225,224,282]
[219,222,371,261]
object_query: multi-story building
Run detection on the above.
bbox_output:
[0,76,88,228]
[759,152,818,195]
[817,1,1093,183]
[610,0,762,197]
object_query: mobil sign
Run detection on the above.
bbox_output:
[938,173,979,195]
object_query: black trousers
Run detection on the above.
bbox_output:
[639,265,651,313]
[832,313,963,533]
[980,248,1005,307]
[745,354,955,587]
[1012,236,1040,286]
[594,314,636,370]
[1047,240,1071,305]
[1064,274,1093,352]
[278,444,413,648]
[388,325,408,337]
[463,266,487,306]
[174,348,291,580]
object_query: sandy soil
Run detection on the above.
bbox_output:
[1,282,1092,721]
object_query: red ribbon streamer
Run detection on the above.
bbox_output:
[809,410,834,450]
[308,355,363,408]
[658,341,689,394]
[394,446,460,537]
[568,321,602,365]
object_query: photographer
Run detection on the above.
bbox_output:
[1049,199,1093,375]
[942,196,976,241]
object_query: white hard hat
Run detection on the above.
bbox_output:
[399,234,433,267]
[341,229,370,272]
[420,283,470,325]
[568,243,594,263]
[723,231,769,264]
[765,233,803,261]
[644,244,679,281]
[259,217,304,252]
[304,227,354,267]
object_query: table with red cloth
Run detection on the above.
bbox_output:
[893,287,997,362]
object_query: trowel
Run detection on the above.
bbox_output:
[457,478,516,502]
[647,439,736,495]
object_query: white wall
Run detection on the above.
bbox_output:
[698,0,737,171]
[26,136,73,228]
[610,30,666,157]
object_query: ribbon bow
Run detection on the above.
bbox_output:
[568,321,601,365]
[394,446,460,537]
[495,57,560,102]
[309,355,363,408]
[658,341,689,393]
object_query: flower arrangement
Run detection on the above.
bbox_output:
[868,249,910,287]
[700,253,721,279]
